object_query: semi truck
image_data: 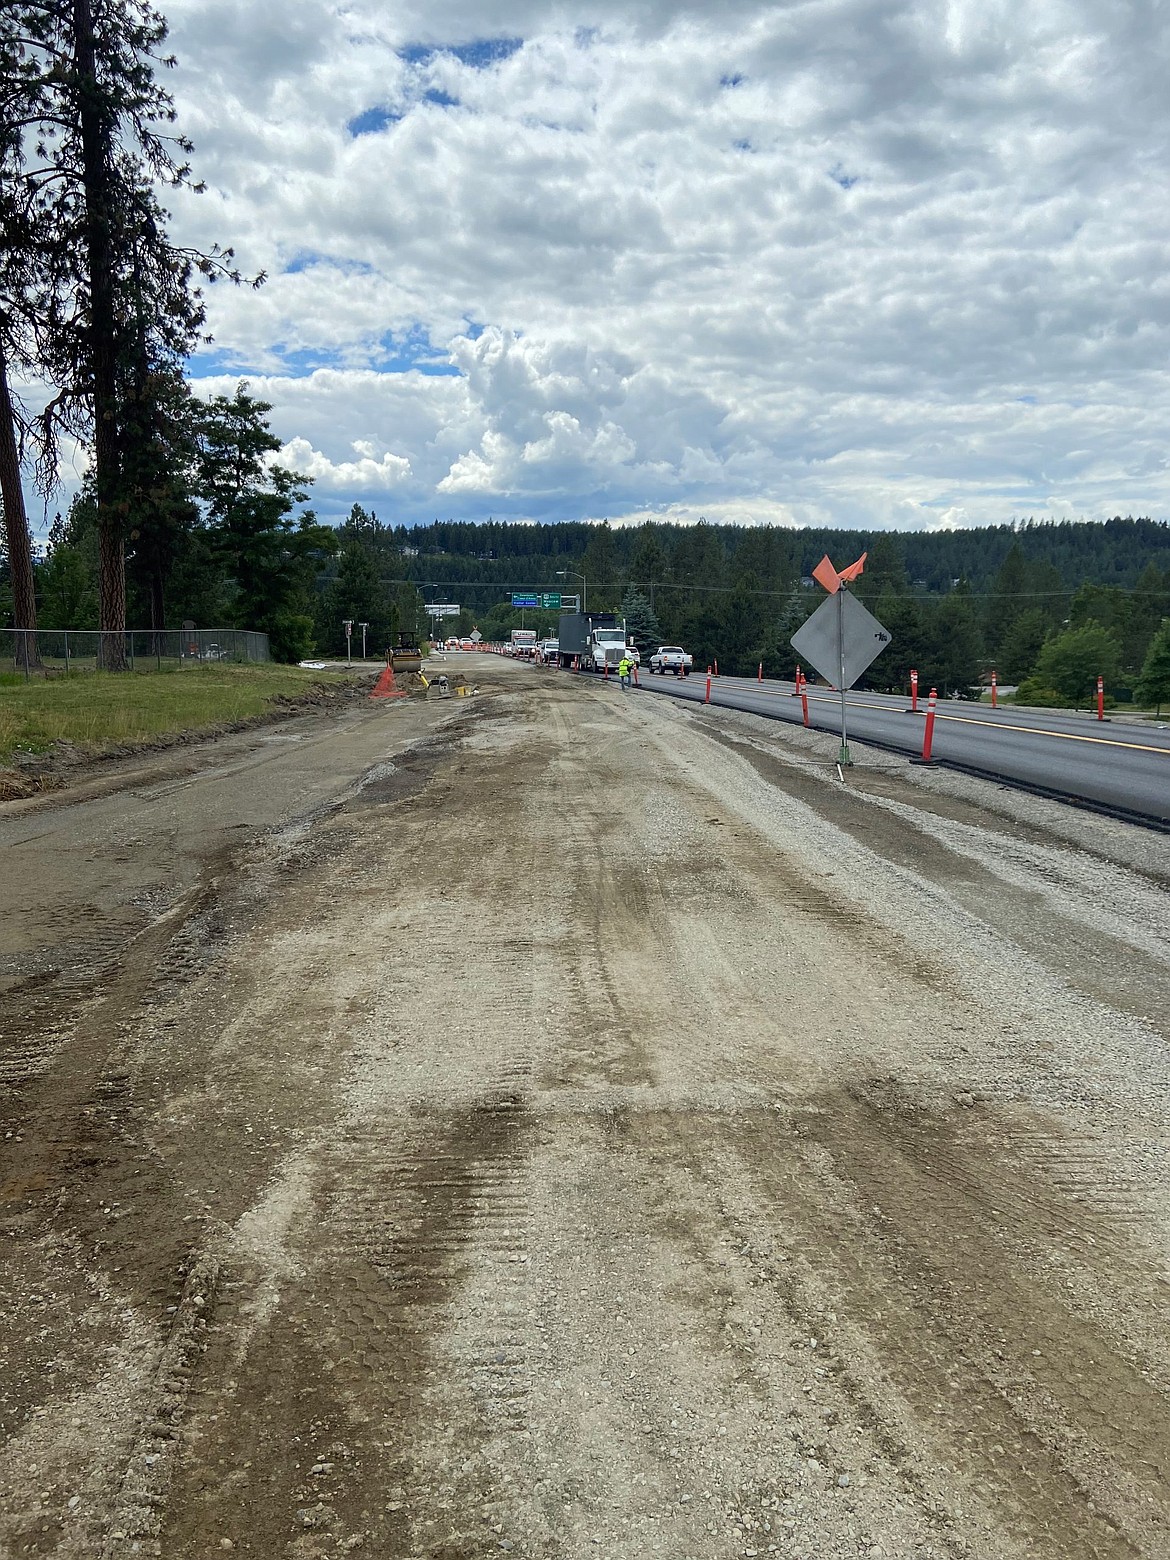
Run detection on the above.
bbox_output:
[556,613,637,672]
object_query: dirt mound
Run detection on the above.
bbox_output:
[0,769,62,801]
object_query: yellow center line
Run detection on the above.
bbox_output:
[708,678,1170,757]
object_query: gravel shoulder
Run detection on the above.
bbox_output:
[1,660,1168,1559]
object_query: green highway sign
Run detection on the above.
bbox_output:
[540,592,562,609]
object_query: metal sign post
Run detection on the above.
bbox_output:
[359,622,368,659]
[342,618,353,666]
[837,589,849,766]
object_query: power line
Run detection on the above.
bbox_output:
[400,576,1167,603]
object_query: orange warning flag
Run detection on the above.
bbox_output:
[812,555,841,594]
[837,550,868,584]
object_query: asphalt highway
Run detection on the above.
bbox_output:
[636,670,1170,827]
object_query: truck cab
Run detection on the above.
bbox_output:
[589,628,630,671]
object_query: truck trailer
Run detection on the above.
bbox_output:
[557,613,635,672]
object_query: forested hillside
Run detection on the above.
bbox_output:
[6,506,1170,705]
[377,513,1170,703]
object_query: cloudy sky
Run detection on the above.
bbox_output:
[154,0,1170,532]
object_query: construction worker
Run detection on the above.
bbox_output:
[618,653,632,691]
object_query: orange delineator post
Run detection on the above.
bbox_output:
[910,668,918,711]
[1097,674,1105,720]
[991,670,998,708]
[757,662,763,681]
[705,668,712,704]
[714,659,719,677]
[800,685,809,726]
[921,687,938,761]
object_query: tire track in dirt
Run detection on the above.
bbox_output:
[157,693,560,1555]
[160,1099,537,1558]
[583,1096,1162,1559]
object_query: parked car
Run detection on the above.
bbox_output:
[649,645,692,676]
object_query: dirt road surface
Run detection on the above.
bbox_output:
[2,659,1169,1560]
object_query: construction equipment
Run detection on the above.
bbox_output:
[388,632,422,674]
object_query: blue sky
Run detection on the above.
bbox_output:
[106,0,1170,532]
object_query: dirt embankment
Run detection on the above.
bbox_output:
[0,678,371,802]
[1,659,1167,1559]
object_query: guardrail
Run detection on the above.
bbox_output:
[2,628,271,679]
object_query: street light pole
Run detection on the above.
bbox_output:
[557,568,587,613]
[359,622,368,659]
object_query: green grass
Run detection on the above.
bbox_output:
[0,663,356,764]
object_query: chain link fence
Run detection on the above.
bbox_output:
[2,628,271,678]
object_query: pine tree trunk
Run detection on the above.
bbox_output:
[0,340,40,668]
[73,0,126,669]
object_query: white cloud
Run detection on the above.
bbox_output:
[278,437,413,490]
[144,0,1170,530]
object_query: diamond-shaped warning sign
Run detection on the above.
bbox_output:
[790,592,891,689]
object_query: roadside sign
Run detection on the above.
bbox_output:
[791,591,891,767]
[469,629,482,642]
[559,595,580,612]
[791,591,891,689]
[540,591,562,610]
[512,592,538,608]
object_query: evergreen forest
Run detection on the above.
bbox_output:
[15,502,1170,709]
[3,5,1170,710]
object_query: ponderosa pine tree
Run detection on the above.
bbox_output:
[0,20,46,657]
[193,386,337,661]
[1,0,251,665]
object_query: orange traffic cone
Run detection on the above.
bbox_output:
[371,666,406,699]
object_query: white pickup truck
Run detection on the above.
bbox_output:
[649,645,693,676]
